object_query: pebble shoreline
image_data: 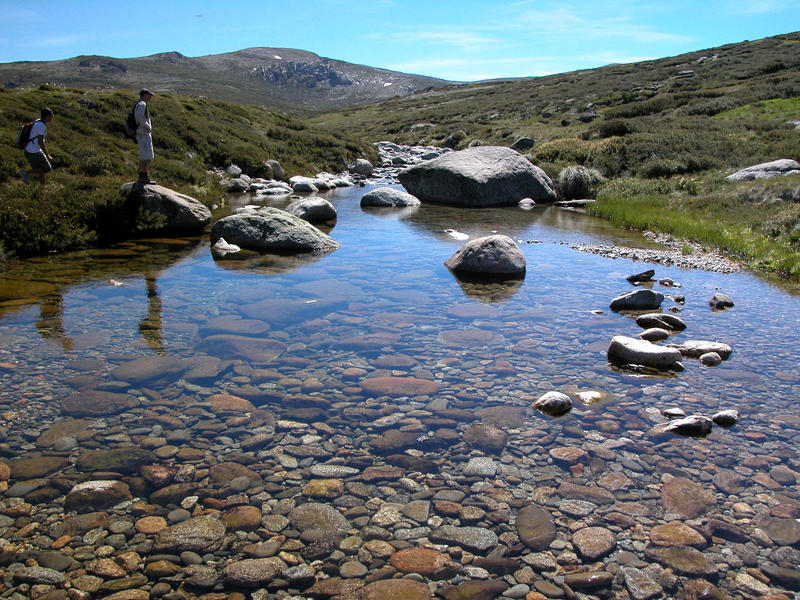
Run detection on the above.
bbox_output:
[565,232,742,274]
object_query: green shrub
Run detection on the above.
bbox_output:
[685,96,742,116]
[639,158,686,179]
[76,154,113,176]
[604,95,684,119]
[557,166,604,199]
[534,138,592,165]
[0,182,99,256]
[594,119,634,138]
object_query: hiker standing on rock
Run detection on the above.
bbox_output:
[135,89,155,185]
[21,107,55,185]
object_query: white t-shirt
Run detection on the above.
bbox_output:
[134,100,151,135]
[24,120,46,153]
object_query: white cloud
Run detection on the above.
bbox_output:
[508,7,691,44]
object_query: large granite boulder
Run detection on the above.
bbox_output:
[118,183,211,232]
[360,187,421,208]
[265,159,284,180]
[398,146,557,207]
[284,198,337,223]
[445,235,526,278]
[349,159,374,177]
[726,159,800,182]
[210,209,340,254]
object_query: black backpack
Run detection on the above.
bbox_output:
[124,104,138,139]
[16,120,36,149]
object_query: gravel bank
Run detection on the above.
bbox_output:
[563,231,742,273]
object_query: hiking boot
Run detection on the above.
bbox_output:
[17,170,29,184]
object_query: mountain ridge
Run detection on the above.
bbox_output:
[0,46,454,111]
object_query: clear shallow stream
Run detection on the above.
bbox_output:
[0,183,799,597]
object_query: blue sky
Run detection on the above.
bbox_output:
[2,0,798,82]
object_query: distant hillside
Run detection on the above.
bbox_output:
[311,31,800,176]
[0,47,453,111]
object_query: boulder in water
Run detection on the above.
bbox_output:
[349,159,374,177]
[284,197,337,223]
[210,209,340,254]
[711,409,739,427]
[661,415,713,437]
[668,340,732,360]
[608,335,684,371]
[398,146,557,207]
[444,235,525,278]
[117,183,211,233]
[635,313,686,331]
[533,391,572,417]
[626,269,655,283]
[609,289,665,311]
[709,292,734,310]
[360,187,421,208]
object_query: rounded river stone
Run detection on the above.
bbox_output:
[643,546,718,577]
[661,477,715,518]
[289,502,350,540]
[154,516,226,553]
[390,547,449,576]
[429,525,498,553]
[358,579,430,600]
[516,505,555,551]
[61,390,139,417]
[222,557,287,587]
[650,522,707,548]
[762,518,800,546]
[572,526,617,559]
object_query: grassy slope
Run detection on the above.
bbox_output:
[310,33,800,175]
[0,85,375,257]
[310,32,800,279]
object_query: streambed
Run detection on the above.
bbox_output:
[0,182,799,598]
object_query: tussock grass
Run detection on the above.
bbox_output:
[591,175,800,279]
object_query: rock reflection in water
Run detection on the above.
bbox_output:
[449,272,524,303]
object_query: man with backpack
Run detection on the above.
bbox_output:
[19,107,55,185]
[134,89,155,185]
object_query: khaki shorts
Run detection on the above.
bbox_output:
[137,133,154,161]
[24,151,52,173]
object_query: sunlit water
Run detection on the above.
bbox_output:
[1,183,800,588]
[2,185,798,411]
